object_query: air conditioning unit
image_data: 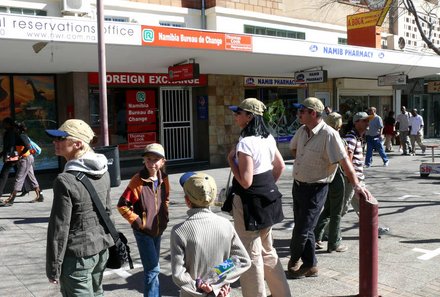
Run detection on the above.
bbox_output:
[61,0,90,14]
[387,35,406,50]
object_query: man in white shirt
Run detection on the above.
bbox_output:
[409,108,427,155]
[396,106,412,155]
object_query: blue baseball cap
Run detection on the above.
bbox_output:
[179,172,196,187]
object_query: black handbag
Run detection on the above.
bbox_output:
[70,171,134,269]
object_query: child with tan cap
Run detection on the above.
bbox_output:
[117,143,170,297]
[171,172,251,297]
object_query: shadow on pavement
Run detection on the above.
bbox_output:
[399,238,440,244]
[103,271,179,296]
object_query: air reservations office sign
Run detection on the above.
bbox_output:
[141,25,253,52]
[0,13,140,45]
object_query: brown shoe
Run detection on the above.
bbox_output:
[287,258,302,273]
[315,241,325,250]
[327,244,348,253]
[288,265,318,279]
[30,192,44,203]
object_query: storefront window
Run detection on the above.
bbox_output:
[430,95,440,137]
[339,95,380,123]
[245,87,301,142]
[0,75,58,170]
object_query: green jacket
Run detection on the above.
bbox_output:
[46,153,114,280]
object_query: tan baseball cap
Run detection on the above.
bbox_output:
[294,97,325,113]
[46,119,95,144]
[229,98,266,116]
[353,112,369,123]
[142,143,165,158]
[324,112,343,130]
[179,172,217,207]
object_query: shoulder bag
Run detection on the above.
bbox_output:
[28,137,42,155]
[70,171,134,269]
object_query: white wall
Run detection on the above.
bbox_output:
[207,7,347,45]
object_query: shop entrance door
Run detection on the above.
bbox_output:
[159,87,193,161]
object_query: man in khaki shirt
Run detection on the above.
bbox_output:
[287,97,371,279]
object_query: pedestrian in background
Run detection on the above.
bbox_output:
[396,106,412,155]
[287,98,372,279]
[364,107,389,167]
[171,172,251,297]
[45,119,113,296]
[383,110,396,152]
[314,112,348,253]
[117,143,170,297]
[228,98,290,297]
[343,112,370,216]
[322,106,332,119]
[409,108,427,155]
[1,121,42,206]
[0,117,18,199]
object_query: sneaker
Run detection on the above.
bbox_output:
[422,149,426,154]
[384,160,389,167]
[363,164,370,168]
[378,227,390,235]
[327,244,348,253]
[287,265,318,279]
[315,241,325,250]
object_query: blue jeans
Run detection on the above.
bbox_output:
[365,135,389,166]
[133,230,161,297]
[290,181,328,267]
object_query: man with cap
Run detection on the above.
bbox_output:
[171,172,250,297]
[287,98,372,279]
[45,119,114,296]
[342,112,370,216]
[117,143,170,297]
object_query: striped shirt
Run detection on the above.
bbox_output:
[344,129,365,181]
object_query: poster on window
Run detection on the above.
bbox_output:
[0,76,11,120]
[125,90,157,150]
[11,75,57,170]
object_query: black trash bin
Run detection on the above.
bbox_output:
[94,145,121,187]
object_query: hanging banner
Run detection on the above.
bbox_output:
[294,70,328,83]
[168,63,200,82]
[377,74,407,86]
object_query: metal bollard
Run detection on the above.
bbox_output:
[359,193,379,297]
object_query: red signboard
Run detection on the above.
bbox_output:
[141,25,253,52]
[126,90,156,125]
[168,63,200,82]
[88,72,208,86]
[128,132,157,150]
[125,90,157,150]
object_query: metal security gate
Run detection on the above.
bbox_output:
[160,87,193,161]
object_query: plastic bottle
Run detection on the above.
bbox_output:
[201,255,241,284]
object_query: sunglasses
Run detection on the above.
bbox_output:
[54,137,68,142]
[298,108,312,114]
[234,111,245,116]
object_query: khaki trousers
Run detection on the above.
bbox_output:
[232,195,291,297]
